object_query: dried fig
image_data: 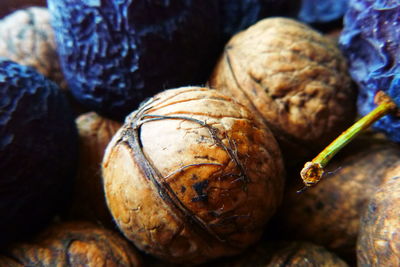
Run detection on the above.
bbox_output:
[102,86,285,264]
[209,17,356,163]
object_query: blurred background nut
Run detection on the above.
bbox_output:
[0,221,142,266]
[272,134,400,263]
[102,87,285,264]
[0,7,66,89]
[208,17,356,164]
[68,112,122,228]
[217,241,348,267]
[357,173,400,266]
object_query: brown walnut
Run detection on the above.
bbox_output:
[274,134,400,262]
[0,221,142,266]
[218,241,348,267]
[0,7,66,89]
[357,172,400,266]
[102,87,285,264]
[208,17,356,164]
[68,112,122,227]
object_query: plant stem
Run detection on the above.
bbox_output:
[298,91,398,192]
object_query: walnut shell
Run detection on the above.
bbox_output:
[0,221,142,266]
[274,135,400,262]
[102,87,285,264]
[208,17,356,163]
[68,112,122,227]
[357,174,400,266]
[0,7,66,89]
[219,241,348,267]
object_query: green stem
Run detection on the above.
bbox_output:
[314,101,395,167]
[299,91,397,189]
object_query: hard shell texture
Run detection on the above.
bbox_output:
[298,0,349,24]
[219,241,348,267]
[102,87,285,264]
[339,0,400,142]
[0,59,78,246]
[357,175,400,266]
[274,134,400,262]
[48,0,221,120]
[218,0,300,42]
[68,112,122,227]
[0,7,66,89]
[209,17,356,163]
[0,221,142,266]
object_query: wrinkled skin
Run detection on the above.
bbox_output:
[0,59,78,247]
[339,0,400,142]
[298,0,349,23]
[48,0,221,120]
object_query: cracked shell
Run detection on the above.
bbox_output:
[209,17,356,164]
[102,87,285,264]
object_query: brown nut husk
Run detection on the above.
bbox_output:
[208,17,356,163]
[102,87,285,264]
[274,135,400,262]
[218,241,348,267]
[357,174,400,266]
[0,7,66,89]
[68,112,122,227]
[0,221,142,266]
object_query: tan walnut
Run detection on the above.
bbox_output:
[102,86,285,264]
[68,112,122,227]
[208,17,356,163]
[0,221,142,266]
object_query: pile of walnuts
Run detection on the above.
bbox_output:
[1,2,400,267]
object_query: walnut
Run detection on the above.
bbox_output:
[274,135,400,262]
[219,241,348,267]
[357,174,400,266]
[0,7,66,89]
[68,112,122,227]
[208,17,356,164]
[102,86,285,264]
[0,221,142,266]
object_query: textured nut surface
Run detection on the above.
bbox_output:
[357,174,400,266]
[68,112,122,227]
[0,221,142,266]
[209,17,356,162]
[276,135,400,261]
[219,241,348,267]
[102,87,285,264]
[0,7,66,89]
